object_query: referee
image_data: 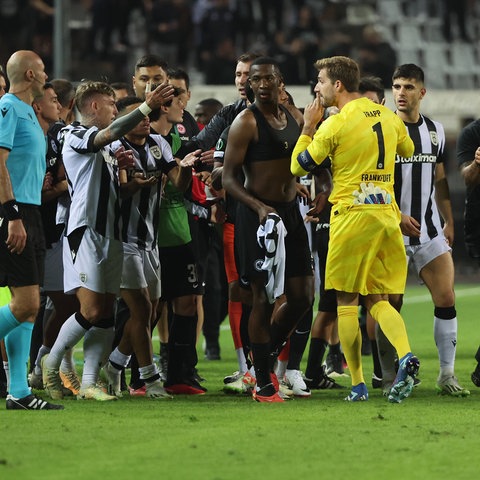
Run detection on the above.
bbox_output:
[0,50,63,410]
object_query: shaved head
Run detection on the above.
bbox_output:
[5,50,47,102]
[6,50,43,83]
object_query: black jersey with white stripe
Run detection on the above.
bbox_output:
[394,114,446,246]
[111,134,177,250]
[62,122,121,240]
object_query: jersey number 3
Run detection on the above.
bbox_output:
[372,122,385,170]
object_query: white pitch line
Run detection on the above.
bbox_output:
[404,285,480,304]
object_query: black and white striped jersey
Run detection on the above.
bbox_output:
[394,114,446,246]
[62,122,121,240]
[111,134,177,250]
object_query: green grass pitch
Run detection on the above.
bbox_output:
[1,283,480,479]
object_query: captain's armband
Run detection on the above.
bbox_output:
[296,149,317,172]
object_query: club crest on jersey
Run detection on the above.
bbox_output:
[79,273,87,283]
[430,131,438,146]
[254,259,264,272]
[150,145,162,160]
[177,124,186,135]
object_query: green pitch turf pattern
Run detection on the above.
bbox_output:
[1,284,480,479]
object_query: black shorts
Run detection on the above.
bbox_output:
[0,204,46,287]
[314,223,337,313]
[159,242,204,300]
[235,199,313,288]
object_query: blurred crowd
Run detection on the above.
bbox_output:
[0,1,478,88]
[0,0,408,88]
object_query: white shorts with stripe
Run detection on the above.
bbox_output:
[120,243,161,300]
[406,234,452,276]
[63,226,123,295]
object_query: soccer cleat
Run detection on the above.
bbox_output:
[103,361,123,398]
[372,373,383,389]
[41,355,64,400]
[304,370,344,390]
[28,371,44,390]
[325,351,347,377]
[77,385,118,401]
[223,370,242,384]
[471,365,480,387]
[344,382,369,402]
[436,375,470,397]
[253,384,284,403]
[145,380,173,399]
[59,369,81,395]
[128,385,146,396]
[388,353,420,404]
[223,375,248,394]
[164,383,206,395]
[284,369,311,397]
[6,393,64,410]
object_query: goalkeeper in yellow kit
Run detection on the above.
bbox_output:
[291,56,419,403]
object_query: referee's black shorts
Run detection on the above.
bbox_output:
[0,204,46,287]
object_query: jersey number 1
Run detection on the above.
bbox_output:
[372,122,385,169]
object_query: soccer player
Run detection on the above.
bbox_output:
[291,55,419,403]
[42,80,174,401]
[28,83,81,395]
[304,76,386,390]
[378,63,469,396]
[223,57,314,402]
[188,52,261,389]
[151,88,209,395]
[0,50,63,410]
[457,116,480,386]
[132,54,169,101]
[103,96,200,398]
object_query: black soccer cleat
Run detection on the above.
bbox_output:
[471,364,480,387]
[6,393,64,410]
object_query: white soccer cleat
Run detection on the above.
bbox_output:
[284,369,311,397]
[103,361,123,398]
[77,384,118,401]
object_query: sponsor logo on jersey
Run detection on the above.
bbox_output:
[361,173,392,182]
[396,154,436,164]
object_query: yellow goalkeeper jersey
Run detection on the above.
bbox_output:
[291,97,414,207]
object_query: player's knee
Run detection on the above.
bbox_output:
[10,298,40,322]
